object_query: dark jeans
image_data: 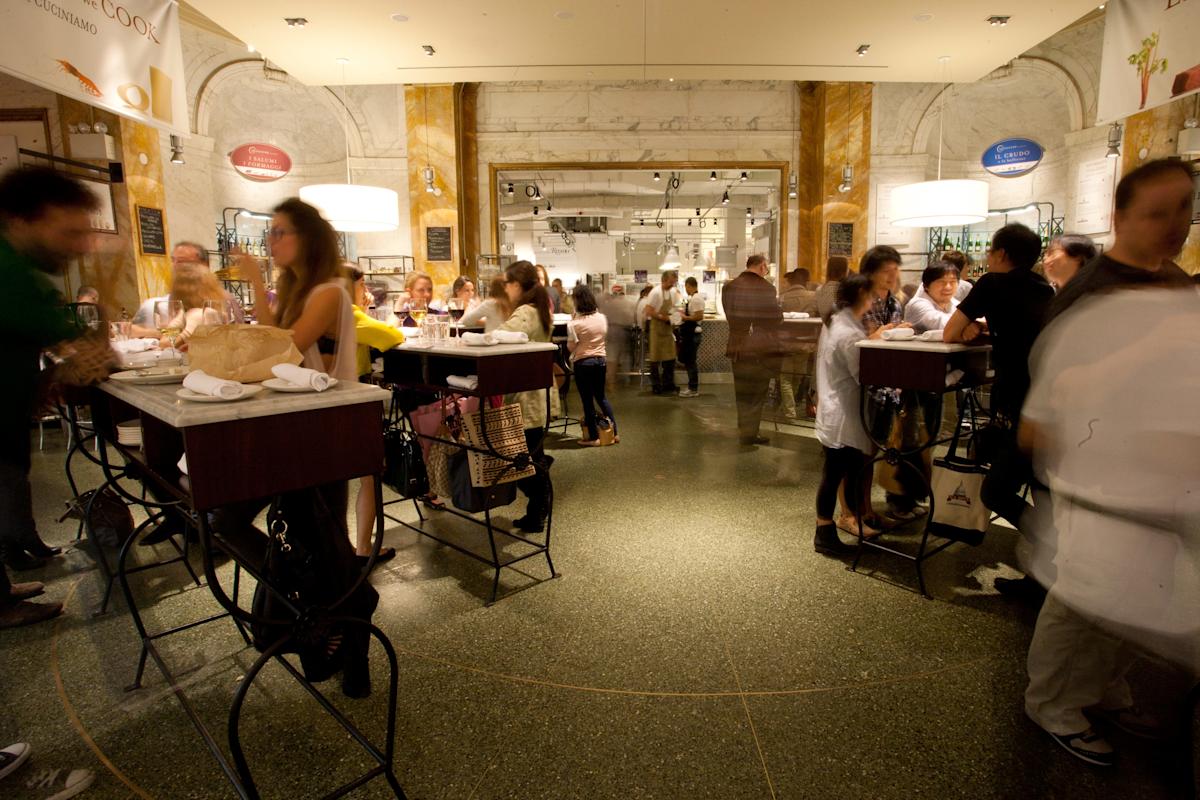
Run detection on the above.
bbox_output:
[517,428,549,518]
[0,457,37,598]
[732,358,776,440]
[816,445,868,519]
[574,357,617,441]
[981,425,1035,531]
[677,325,701,391]
[649,360,677,393]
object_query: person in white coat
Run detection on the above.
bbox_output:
[813,273,904,555]
[903,261,961,334]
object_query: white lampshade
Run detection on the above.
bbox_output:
[890,179,989,227]
[659,244,681,270]
[299,184,400,232]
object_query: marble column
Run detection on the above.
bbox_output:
[796,81,873,281]
[1121,98,1199,274]
[455,84,481,279]
[406,84,461,291]
[58,99,171,315]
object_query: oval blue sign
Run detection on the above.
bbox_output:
[981,138,1044,178]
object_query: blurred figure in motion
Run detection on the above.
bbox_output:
[0,166,97,626]
[815,256,849,326]
[723,254,782,446]
[599,284,636,388]
[1040,234,1096,292]
[1020,159,1199,768]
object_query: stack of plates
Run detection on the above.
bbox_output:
[116,420,142,447]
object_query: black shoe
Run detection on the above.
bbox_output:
[23,539,62,558]
[739,435,770,446]
[995,575,1046,600]
[341,657,371,699]
[139,517,183,546]
[1,549,46,571]
[814,524,856,556]
[354,547,396,570]
[512,514,545,533]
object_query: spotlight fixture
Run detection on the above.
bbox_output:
[1106,121,1123,158]
[169,134,184,165]
[546,199,553,212]
[687,219,693,226]
[739,171,748,181]
[284,17,308,27]
[695,208,701,216]
[721,191,729,204]
[709,171,717,181]
[534,185,543,200]
[838,163,854,193]
[422,165,436,193]
[653,171,661,181]
[711,218,718,227]
[533,206,539,215]
[746,207,752,216]
[787,171,798,198]
[986,15,1010,26]
[422,44,436,56]
[856,44,870,57]
[506,182,514,197]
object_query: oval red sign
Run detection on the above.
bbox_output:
[229,142,292,182]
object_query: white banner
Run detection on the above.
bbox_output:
[1097,0,1200,124]
[0,0,187,136]
[1074,157,1117,235]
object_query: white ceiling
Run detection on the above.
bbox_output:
[186,1,1102,86]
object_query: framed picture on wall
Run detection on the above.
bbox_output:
[80,178,117,234]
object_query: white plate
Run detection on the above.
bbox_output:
[109,367,190,385]
[262,377,339,393]
[175,385,263,403]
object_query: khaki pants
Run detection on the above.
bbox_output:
[1024,591,1135,735]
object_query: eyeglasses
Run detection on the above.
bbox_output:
[267,227,295,240]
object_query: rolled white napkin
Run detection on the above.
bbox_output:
[490,330,529,344]
[461,332,495,347]
[447,374,480,391]
[919,329,944,341]
[881,327,915,341]
[112,338,158,354]
[782,311,811,320]
[271,363,331,391]
[182,370,245,399]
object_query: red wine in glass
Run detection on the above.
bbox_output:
[449,307,465,322]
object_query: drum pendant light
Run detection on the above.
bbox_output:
[892,58,988,228]
[301,59,399,232]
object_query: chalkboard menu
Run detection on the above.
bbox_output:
[425,226,452,262]
[137,206,166,255]
[828,222,854,257]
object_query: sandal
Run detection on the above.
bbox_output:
[420,494,446,511]
[836,516,882,539]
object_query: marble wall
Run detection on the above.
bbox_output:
[406,84,459,290]
[474,80,801,270]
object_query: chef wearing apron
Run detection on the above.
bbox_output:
[645,270,682,395]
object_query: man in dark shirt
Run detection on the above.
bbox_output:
[1048,158,1195,324]
[0,167,96,628]
[945,223,1053,530]
[723,254,783,445]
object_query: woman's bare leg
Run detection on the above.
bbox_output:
[355,475,376,557]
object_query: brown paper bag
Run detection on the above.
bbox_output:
[186,324,302,382]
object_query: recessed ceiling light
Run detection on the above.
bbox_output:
[284,17,307,28]
[668,77,675,82]
[390,13,409,22]
[913,12,934,22]
[554,10,575,20]
[856,44,870,57]
[422,44,435,56]
[335,57,350,64]
[246,43,256,53]
[987,15,1010,26]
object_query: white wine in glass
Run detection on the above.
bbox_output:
[154,299,184,350]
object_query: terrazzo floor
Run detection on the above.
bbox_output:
[1,382,1194,799]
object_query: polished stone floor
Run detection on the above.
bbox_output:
[0,383,1193,799]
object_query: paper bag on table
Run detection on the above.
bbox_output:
[186,324,303,382]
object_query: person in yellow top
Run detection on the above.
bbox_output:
[346,266,405,567]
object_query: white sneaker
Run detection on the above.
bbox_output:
[0,742,31,781]
[26,766,94,799]
[678,389,699,398]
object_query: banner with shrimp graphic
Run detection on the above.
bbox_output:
[1097,0,1200,124]
[0,0,187,136]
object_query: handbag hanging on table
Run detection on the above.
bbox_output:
[461,403,536,487]
[927,412,991,546]
[381,397,429,499]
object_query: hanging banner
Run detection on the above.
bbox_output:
[0,0,188,136]
[1097,0,1200,124]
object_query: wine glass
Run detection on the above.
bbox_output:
[447,298,465,322]
[75,303,101,333]
[409,300,428,327]
[154,299,184,351]
[202,298,233,326]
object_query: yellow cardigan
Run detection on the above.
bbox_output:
[353,305,405,377]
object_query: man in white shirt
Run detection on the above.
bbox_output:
[903,262,961,334]
[644,272,682,394]
[677,277,705,397]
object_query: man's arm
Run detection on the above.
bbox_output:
[943,309,983,343]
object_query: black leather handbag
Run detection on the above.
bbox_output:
[382,427,428,499]
[449,449,516,513]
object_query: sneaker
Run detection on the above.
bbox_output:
[0,742,31,781]
[1046,727,1115,767]
[1091,705,1168,741]
[678,389,699,398]
[25,766,95,799]
[0,600,62,629]
[10,582,45,601]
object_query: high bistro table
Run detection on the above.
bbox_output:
[850,338,993,597]
[382,340,559,603]
[90,378,405,799]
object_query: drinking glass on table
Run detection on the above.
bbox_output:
[201,298,235,326]
[75,303,101,333]
[447,298,465,322]
[408,300,428,327]
[154,299,184,351]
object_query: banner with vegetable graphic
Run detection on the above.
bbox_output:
[1098,0,1200,124]
[0,0,187,136]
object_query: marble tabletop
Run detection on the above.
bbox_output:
[100,378,389,429]
[855,339,991,354]
[394,341,558,358]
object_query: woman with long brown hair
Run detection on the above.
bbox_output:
[158,262,227,346]
[499,261,554,532]
[239,198,356,380]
